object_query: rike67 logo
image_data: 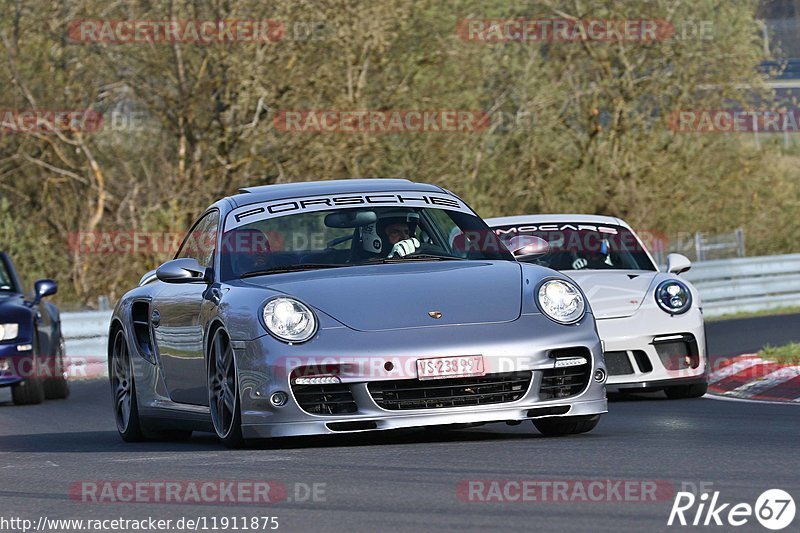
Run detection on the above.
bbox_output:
[668,489,796,530]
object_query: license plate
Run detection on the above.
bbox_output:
[416,355,485,380]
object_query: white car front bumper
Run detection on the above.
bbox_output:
[596,306,707,391]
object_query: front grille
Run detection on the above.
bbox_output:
[539,363,591,400]
[368,372,532,410]
[604,351,634,375]
[291,383,357,415]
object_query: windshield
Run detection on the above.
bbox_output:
[220,202,513,280]
[493,223,657,272]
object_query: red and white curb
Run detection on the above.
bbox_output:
[708,355,800,403]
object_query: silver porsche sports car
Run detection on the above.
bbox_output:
[487,214,707,399]
[109,180,607,447]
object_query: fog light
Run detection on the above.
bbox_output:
[293,375,341,385]
[0,359,8,372]
[17,344,32,352]
[555,356,587,368]
[269,391,289,407]
[594,369,607,382]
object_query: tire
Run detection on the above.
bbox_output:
[11,364,45,405]
[11,333,45,405]
[208,329,245,448]
[533,414,601,437]
[664,382,708,399]
[110,328,147,442]
[110,328,192,442]
[43,335,70,400]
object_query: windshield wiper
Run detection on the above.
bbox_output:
[241,264,343,278]
[364,254,465,264]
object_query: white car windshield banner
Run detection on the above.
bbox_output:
[493,224,620,235]
[226,191,472,229]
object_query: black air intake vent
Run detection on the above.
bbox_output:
[131,301,154,361]
[368,372,532,410]
[540,362,591,400]
[291,383,357,415]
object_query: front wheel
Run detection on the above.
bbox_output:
[11,358,45,405]
[208,329,245,448]
[533,415,600,437]
[12,333,45,405]
[664,382,708,399]
[43,335,70,400]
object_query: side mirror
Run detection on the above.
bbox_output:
[156,258,210,284]
[666,253,692,275]
[32,279,57,305]
[138,269,158,287]
[507,235,550,261]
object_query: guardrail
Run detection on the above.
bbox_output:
[683,253,800,317]
[61,310,111,362]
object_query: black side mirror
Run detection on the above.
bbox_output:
[156,258,210,284]
[32,279,58,305]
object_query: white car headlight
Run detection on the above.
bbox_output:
[0,323,19,341]
[537,280,585,324]
[262,297,317,343]
[655,280,692,314]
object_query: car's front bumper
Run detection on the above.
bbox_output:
[229,313,608,438]
[240,397,607,438]
[597,306,707,392]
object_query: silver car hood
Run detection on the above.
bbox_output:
[563,270,658,319]
[243,261,523,331]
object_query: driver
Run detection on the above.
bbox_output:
[572,237,613,269]
[221,227,272,277]
[360,209,421,258]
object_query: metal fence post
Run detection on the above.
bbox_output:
[736,228,745,257]
[694,232,704,262]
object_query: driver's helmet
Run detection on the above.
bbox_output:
[360,209,420,255]
[585,236,610,264]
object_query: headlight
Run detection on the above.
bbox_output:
[655,280,692,314]
[262,297,317,343]
[537,280,586,324]
[0,323,19,341]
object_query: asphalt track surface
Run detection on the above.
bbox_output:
[1,318,799,533]
[706,312,800,358]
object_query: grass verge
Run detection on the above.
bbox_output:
[758,343,800,365]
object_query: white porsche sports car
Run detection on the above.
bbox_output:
[486,214,707,399]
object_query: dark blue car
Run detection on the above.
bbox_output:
[0,252,68,404]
